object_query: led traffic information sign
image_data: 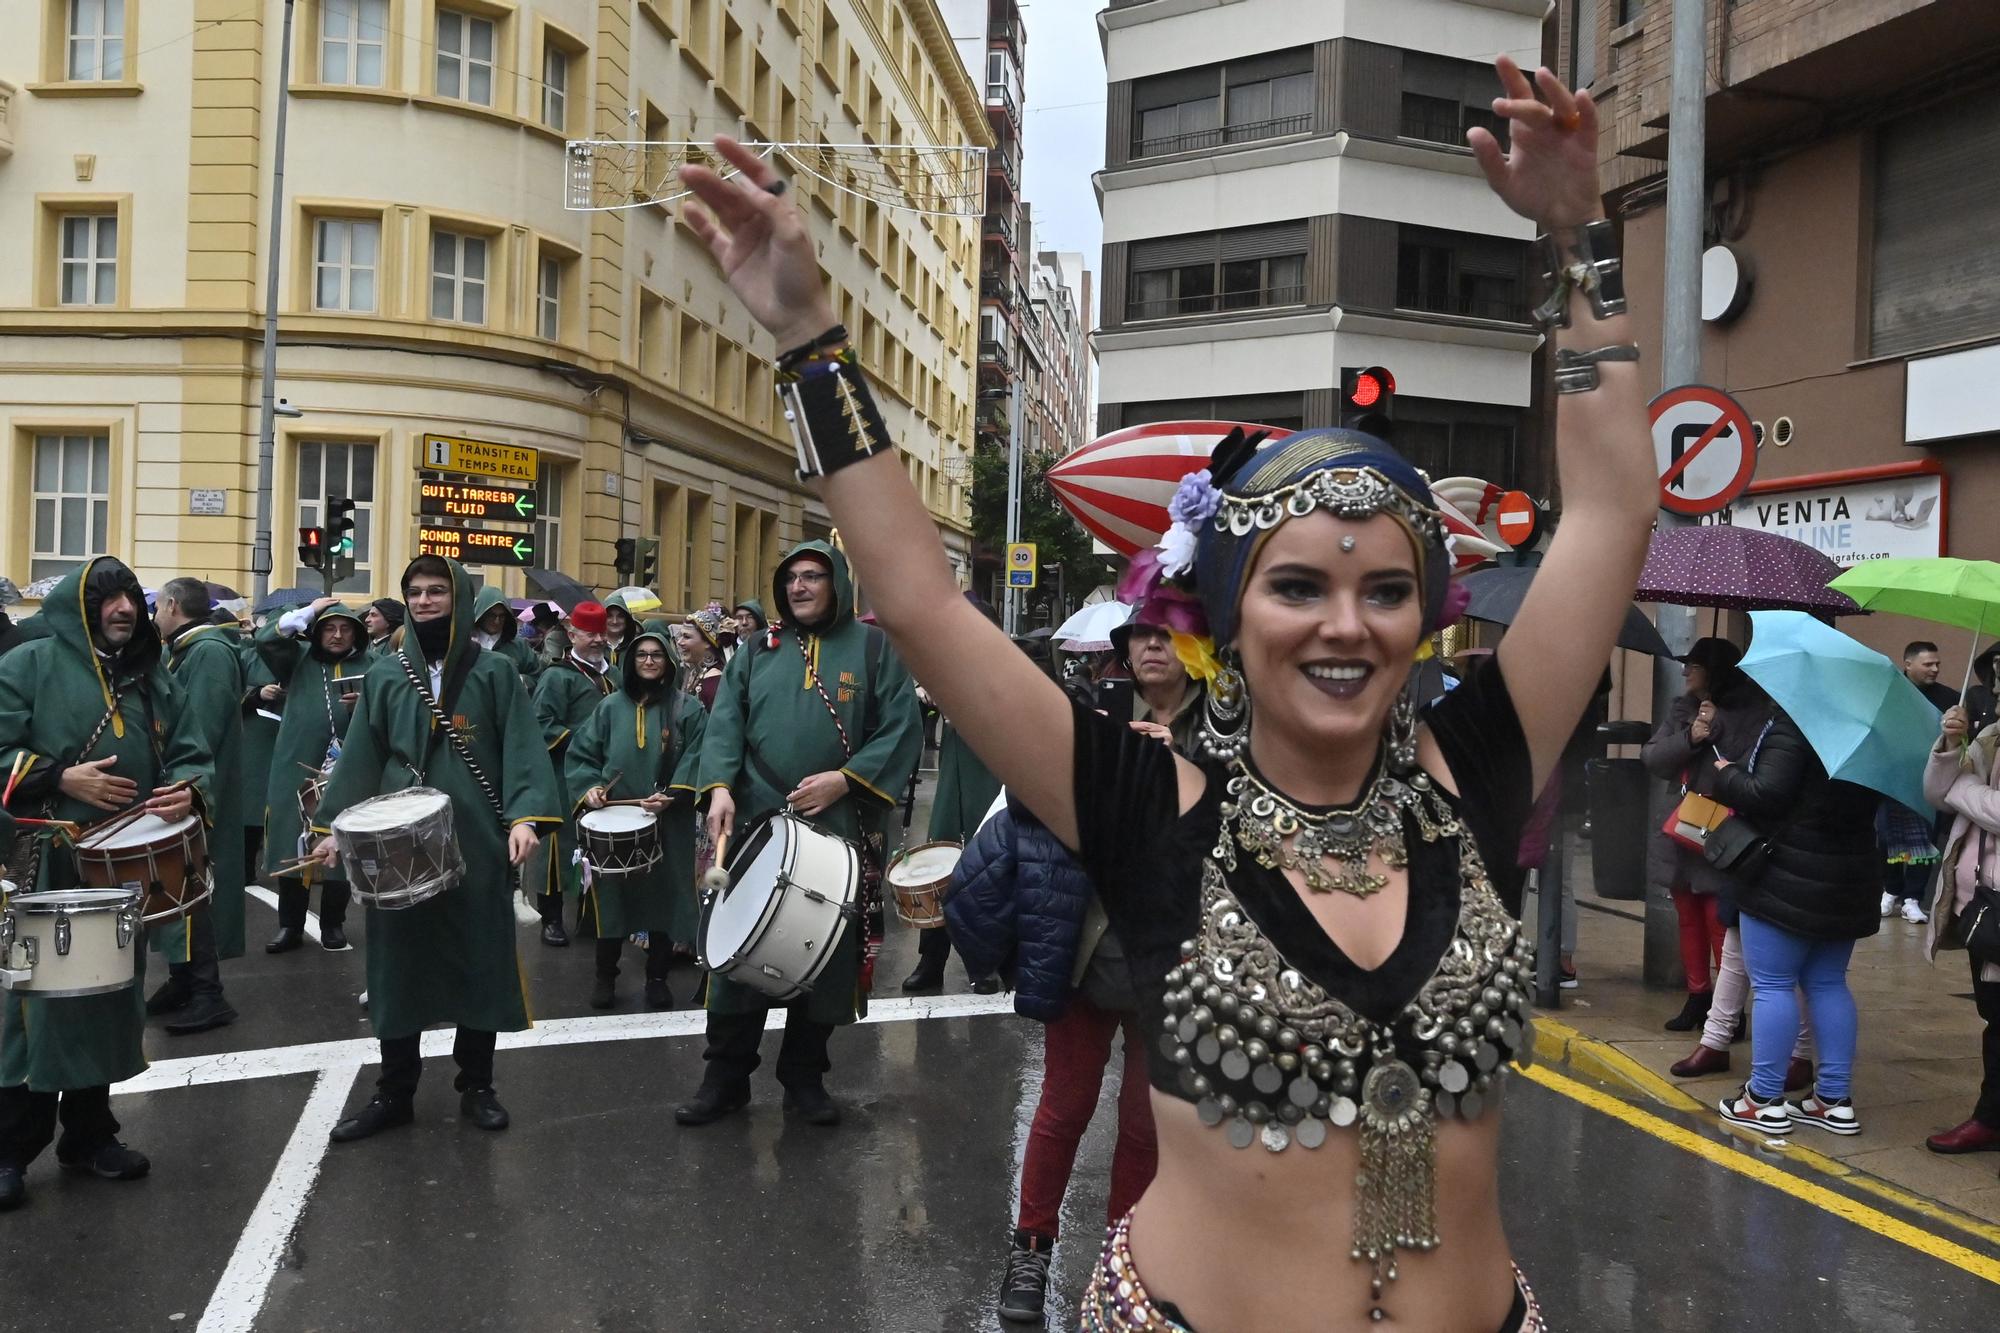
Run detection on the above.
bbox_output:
[418,526,537,566]
[418,479,537,523]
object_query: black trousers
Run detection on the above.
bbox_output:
[1882,859,1931,905]
[595,936,670,981]
[0,1083,118,1169]
[168,907,226,998]
[1972,956,2000,1129]
[376,1029,497,1101]
[275,876,350,930]
[701,1007,833,1092]
[917,925,954,967]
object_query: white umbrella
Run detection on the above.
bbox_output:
[1053,600,1133,653]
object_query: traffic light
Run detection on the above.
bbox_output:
[325,496,358,583]
[614,536,637,577]
[1340,365,1396,439]
[636,537,660,587]
[297,526,325,571]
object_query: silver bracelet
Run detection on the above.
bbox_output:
[1533,219,1627,328]
[1553,343,1641,394]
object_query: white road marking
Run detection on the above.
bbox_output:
[243,885,320,945]
[116,989,1016,1096]
[193,1065,358,1333]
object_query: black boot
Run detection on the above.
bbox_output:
[266,926,305,953]
[321,883,353,951]
[539,893,569,947]
[329,1095,414,1143]
[459,1088,509,1131]
[145,972,192,1016]
[997,1230,1054,1324]
[268,881,309,952]
[1663,991,1712,1033]
[57,1139,150,1180]
[591,938,621,1009]
[0,1166,23,1211]
[644,977,673,1009]
[321,923,350,952]
[901,960,946,993]
[674,1080,751,1126]
[165,992,238,1035]
[783,1082,841,1127]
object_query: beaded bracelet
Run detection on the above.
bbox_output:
[776,324,851,376]
[774,344,894,479]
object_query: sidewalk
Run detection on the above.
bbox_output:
[1541,854,2000,1229]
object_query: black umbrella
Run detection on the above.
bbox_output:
[523,568,597,612]
[204,581,243,602]
[253,585,318,614]
[1458,566,1671,656]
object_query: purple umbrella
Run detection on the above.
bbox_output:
[1636,526,1862,615]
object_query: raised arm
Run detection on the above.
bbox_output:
[1470,59,1659,795]
[680,138,1083,846]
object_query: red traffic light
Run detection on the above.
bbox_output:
[300,527,322,547]
[1344,367,1395,409]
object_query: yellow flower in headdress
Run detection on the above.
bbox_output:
[1170,630,1223,685]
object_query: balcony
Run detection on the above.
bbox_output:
[978,338,1012,371]
[985,80,1018,125]
[982,209,1015,251]
[988,13,1023,49]
[986,148,1018,199]
[1133,113,1312,160]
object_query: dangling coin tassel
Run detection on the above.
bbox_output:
[1354,1059,1439,1322]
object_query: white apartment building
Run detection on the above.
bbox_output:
[1095,0,1545,483]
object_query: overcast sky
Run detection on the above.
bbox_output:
[1019,2,1108,327]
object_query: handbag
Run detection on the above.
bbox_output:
[1663,790,1731,851]
[1960,830,2000,963]
[1702,814,1769,879]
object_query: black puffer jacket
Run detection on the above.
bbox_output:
[1692,710,1881,943]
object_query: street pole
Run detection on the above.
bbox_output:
[1640,0,1709,989]
[251,0,297,604]
[1003,376,1024,636]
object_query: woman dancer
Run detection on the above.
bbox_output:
[679,56,1650,1332]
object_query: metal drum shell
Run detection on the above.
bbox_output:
[0,887,144,998]
[700,812,859,1002]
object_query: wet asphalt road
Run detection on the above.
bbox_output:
[4,836,1998,1328]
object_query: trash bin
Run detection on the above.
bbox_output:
[1587,721,1652,901]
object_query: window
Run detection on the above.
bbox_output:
[313,217,378,312]
[430,228,488,324]
[1871,91,2000,357]
[321,0,387,87]
[536,254,560,340]
[534,465,565,572]
[1570,0,1598,89]
[1395,226,1528,322]
[541,42,568,130]
[1392,408,1519,483]
[1399,53,1510,149]
[1132,49,1312,158]
[67,0,125,81]
[1122,394,1304,434]
[681,491,710,609]
[436,9,495,107]
[637,289,668,375]
[59,213,118,306]
[29,433,110,581]
[1617,0,1643,24]
[1127,223,1307,321]
[297,439,376,592]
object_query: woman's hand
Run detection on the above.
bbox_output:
[640,792,671,814]
[584,786,607,810]
[312,834,340,868]
[1129,720,1175,747]
[1468,56,1604,230]
[1689,717,1712,746]
[678,136,840,350]
[1943,705,1970,743]
[507,824,541,867]
[59,757,137,811]
[145,784,193,822]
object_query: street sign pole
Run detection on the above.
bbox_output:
[1003,378,1024,636]
[250,0,297,603]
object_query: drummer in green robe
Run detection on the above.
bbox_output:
[308,556,562,1143]
[679,540,921,1129]
[0,558,213,1208]
[150,577,245,1033]
[565,620,706,1010]
[472,586,541,683]
[527,600,617,946]
[900,710,1002,992]
[257,597,371,954]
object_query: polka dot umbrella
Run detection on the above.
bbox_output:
[1636,526,1862,616]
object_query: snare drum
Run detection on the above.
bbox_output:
[886,840,962,929]
[74,813,214,926]
[331,787,464,910]
[0,886,144,997]
[577,805,662,878]
[700,811,859,1001]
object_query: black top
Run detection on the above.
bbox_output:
[1072,660,1535,1097]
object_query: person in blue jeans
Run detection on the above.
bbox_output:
[1688,701,1881,1136]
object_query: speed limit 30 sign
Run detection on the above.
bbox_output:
[1650,385,1757,517]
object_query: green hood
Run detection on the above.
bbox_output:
[399,557,479,685]
[471,586,519,645]
[622,618,681,699]
[42,557,162,713]
[601,589,648,645]
[771,540,853,634]
[733,598,768,631]
[311,601,370,660]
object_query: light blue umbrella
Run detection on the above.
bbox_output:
[1740,611,1940,814]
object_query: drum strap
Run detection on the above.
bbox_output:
[394,653,506,828]
[6,683,129,889]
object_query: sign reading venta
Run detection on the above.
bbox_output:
[1699,465,1946,567]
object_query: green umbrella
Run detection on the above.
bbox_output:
[1827,557,2000,699]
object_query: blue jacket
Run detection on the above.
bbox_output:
[945,801,1094,1022]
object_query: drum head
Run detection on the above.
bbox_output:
[80,813,199,850]
[889,842,962,887]
[334,787,452,833]
[580,806,655,834]
[706,816,789,962]
[15,887,139,912]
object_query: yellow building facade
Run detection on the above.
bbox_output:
[0,0,987,610]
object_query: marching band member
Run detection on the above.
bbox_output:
[566,620,707,1009]
[0,558,214,1208]
[528,600,617,946]
[310,556,561,1142]
[473,587,542,682]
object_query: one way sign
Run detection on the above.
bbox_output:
[1649,385,1757,518]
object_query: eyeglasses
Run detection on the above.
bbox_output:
[632,650,669,662]
[785,571,830,587]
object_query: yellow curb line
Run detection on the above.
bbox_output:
[1529,1017,2000,1254]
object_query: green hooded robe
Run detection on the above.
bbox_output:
[0,558,215,1090]
[602,589,650,668]
[159,619,248,960]
[529,638,617,909]
[256,603,370,883]
[311,559,563,1041]
[473,586,542,682]
[696,542,922,1025]
[563,623,707,941]
[928,723,1002,844]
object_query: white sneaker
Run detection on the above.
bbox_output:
[1788,1090,1862,1136]
[1881,892,1897,917]
[1901,898,1929,924]
[1718,1084,1793,1134]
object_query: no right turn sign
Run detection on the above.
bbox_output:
[1649,386,1757,517]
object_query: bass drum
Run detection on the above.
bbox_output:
[700,811,859,1002]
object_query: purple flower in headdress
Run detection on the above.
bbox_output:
[1437,576,1471,631]
[1117,547,1209,638]
[1167,469,1222,529]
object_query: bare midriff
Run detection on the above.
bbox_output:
[1125,1087,1517,1333]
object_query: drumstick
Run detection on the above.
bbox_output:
[269,854,327,879]
[702,829,731,893]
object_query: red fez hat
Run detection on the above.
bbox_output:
[569,601,608,634]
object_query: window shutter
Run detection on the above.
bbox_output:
[1871,94,2000,357]
[1218,221,1308,261]
[1131,233,1221,269]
